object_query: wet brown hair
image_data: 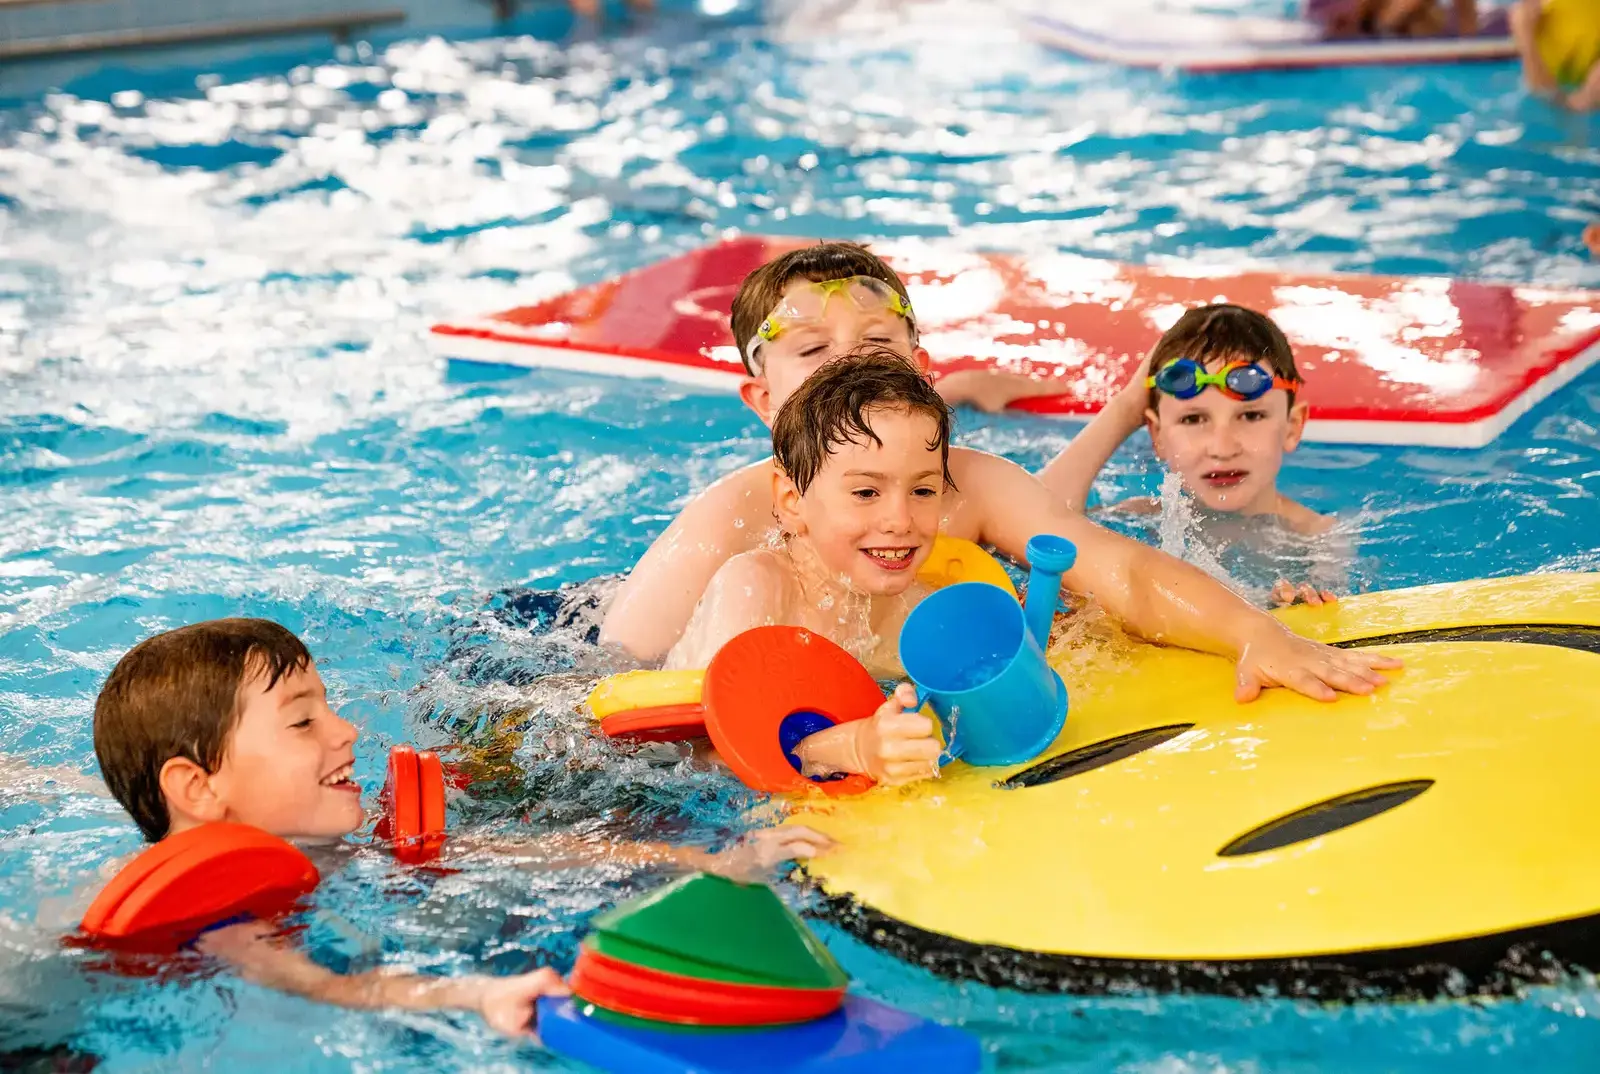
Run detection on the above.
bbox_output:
[772,347,954,496]
[730,242,917,374]
[94,618,312,842]
[1147,304,1302,412]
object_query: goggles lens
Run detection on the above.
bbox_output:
[1147,358,1298,402]
[743,276,915,372]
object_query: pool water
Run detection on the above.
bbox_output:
[2,0,1599,1069]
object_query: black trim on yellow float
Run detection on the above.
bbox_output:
[1327,623,1600,654]
[810,891,1600,1000]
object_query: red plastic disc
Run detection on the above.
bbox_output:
[386,745,448,864]
[571,947,846,1026]
[702,626,880,796]
[598,703,707,742]
[80,823,318,951]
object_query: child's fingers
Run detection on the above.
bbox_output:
[880,758,940,785]
[876,710,935,740]
[1319,589,1339,604]
[880,735,942,764]
[768,827,837,857]
[776,824,835,848]
[1270,579,1296,606]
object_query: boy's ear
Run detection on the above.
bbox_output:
[1143,408,1163,456]
[1283,400,1309,452]
[909,346,932,374]
[738,376,776,428]
[770,466,805,536]
[158,756,226,829]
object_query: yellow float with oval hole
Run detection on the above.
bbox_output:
[792,572,1600,998]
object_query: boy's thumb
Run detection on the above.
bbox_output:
[1234,663,1265,704]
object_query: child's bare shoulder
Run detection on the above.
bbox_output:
[706,547,799,609]
[1275,497,1335,536]
[676,459,775,533]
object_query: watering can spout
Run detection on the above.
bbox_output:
[1022,535,1077,648]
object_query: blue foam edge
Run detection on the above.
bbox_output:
[537,993,984,1074]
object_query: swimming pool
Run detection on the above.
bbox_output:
[2,1,1599,1069]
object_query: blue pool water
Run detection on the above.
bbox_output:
[2,1,1600,1069]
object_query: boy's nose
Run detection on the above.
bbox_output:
[879,494,914,532]
[1208,429,1243,457]
[327,710,359,749]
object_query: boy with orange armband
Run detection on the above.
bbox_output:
[70,618,831,1036]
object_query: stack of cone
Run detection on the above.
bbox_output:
[570,873,849,1028]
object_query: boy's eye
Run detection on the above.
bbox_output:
[1176,413,1206,426]
[852,488,879,500]
[289,715,314,730]
[1240,410,1266,422]
[912,485,938,498]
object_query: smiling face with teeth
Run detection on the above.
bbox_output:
[774,401,947,596]
[169,660,365,841]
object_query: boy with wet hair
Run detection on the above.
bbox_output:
[88,618,831,1034]
[667,349,947,785]
[604,242,1399,705]
[1040,304,1337,607]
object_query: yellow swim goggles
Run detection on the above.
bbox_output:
[743,275,915,374]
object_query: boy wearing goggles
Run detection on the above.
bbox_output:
[603,244,1398,704]
[1041,304,1335,606]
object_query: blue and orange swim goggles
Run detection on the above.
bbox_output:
[1147,358,1300,402]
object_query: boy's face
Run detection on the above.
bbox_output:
[202,662,363,840]
[739,279,924,425]
[1145,360,1308,515]
[775,405,945,595]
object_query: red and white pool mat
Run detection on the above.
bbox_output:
[430,237,1600,449]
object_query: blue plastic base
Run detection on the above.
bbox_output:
[956,669,1069,768]
[537,994,983,1074]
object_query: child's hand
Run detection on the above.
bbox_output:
[476,968,570,1037]
[853,683,942,785]
[1235,624,1402,704]
[1115,351,1155,408]
[708,825,838,881]
[1270,580,1339,607]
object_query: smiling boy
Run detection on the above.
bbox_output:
[602,243,1398,704]
[89,619,831,1034]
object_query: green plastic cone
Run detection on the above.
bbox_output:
[590,873,848,992]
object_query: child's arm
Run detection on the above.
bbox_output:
[456,825,838,883]
[198,923,568,1036]
[661,551,790,671]
[600,463,766,663]
[1512,0,1565,96]
[933,368,1077,414]
[1567,60,1600,110]
[0,754,109,798]
[959,453,1401,702]
[1036,358,1151,513]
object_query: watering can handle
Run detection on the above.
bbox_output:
[901,685,961,767]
